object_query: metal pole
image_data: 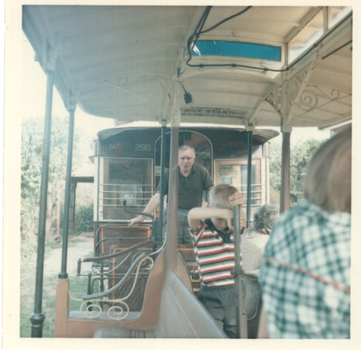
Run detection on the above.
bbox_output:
[59,107,76,279]
[246,130,253,228]
[158,126,166,242]
[30,70,55,338]
[280,131,291,212]
[57,188,60,235]
[233,205,248,338]
[165,127,179,270]
[72,182,76,231]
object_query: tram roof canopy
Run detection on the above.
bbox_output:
[22,5,352,130]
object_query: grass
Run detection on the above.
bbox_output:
[20,241,58,338]
[20,235,93,338]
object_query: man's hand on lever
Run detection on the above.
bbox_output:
[128,215,145,227]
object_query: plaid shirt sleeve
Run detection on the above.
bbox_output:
[258,202,350,339]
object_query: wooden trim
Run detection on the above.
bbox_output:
[55,279,70,337]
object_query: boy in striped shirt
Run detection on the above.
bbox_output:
[188,184,246,338]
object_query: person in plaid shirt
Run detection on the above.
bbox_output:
[188,184,254,338]
[258,127,351,339]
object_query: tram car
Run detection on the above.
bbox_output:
[90,125,278,308]
[93,126,278,241]
[17,5,352,340]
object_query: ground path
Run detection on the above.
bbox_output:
[43,234,94,278]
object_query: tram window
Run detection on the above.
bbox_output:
[192,41,281,62]
[215,160,262,220]
[328,7,352,29]
[288,10,324,63]
[101,158,153,221]
[240,165,257,205]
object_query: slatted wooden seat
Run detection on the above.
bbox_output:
[93,253,226,338]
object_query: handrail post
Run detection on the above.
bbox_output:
[233,205,248,338]
[59,100,76,279]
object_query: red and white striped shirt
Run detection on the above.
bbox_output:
[189,219,242,287]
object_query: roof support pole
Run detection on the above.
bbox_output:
[233,206,248,338]
[158,125,167,242]
[30,44,58,337]
[266,52,322,214]
[280,131,291,212]
[165,80,181,270]
[165,127,179,271]
[59,99,77,279]
[246,129,253,227]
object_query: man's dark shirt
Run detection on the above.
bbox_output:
[157,163,214,210]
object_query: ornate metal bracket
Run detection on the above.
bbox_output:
[265,47,324,132]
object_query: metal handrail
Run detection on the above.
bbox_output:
[101,202,150,207]
[122,199,156,240]
[101,190,155,194]
[100,183,154,187]
[82,238,167,301]
[83,240,156,263]
[82,252,149,300]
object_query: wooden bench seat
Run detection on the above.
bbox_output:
[94,327,155,338]
[93,268,226,338]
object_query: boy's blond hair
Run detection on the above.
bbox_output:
[208,184,238,210]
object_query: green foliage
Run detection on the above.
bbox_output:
[74,204,94,233]
[21,115,81,241]
[270,138,325,207]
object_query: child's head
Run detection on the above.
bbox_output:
[253,203,279,234]
[209,184,239,209]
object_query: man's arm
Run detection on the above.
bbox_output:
[188,192,245,232]
[188,207,233,232]
[128,192,160,227]
[202,167,214,192]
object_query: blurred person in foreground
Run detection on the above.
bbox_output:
[258,126,351,339]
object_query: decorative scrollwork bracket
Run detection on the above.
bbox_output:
[265,47,323,132]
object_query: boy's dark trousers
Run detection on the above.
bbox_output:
[197,276,260,338]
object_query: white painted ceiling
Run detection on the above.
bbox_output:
[22,5,352,129]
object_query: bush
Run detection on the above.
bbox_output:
[74,204,94,233]
[269,138,325,207]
